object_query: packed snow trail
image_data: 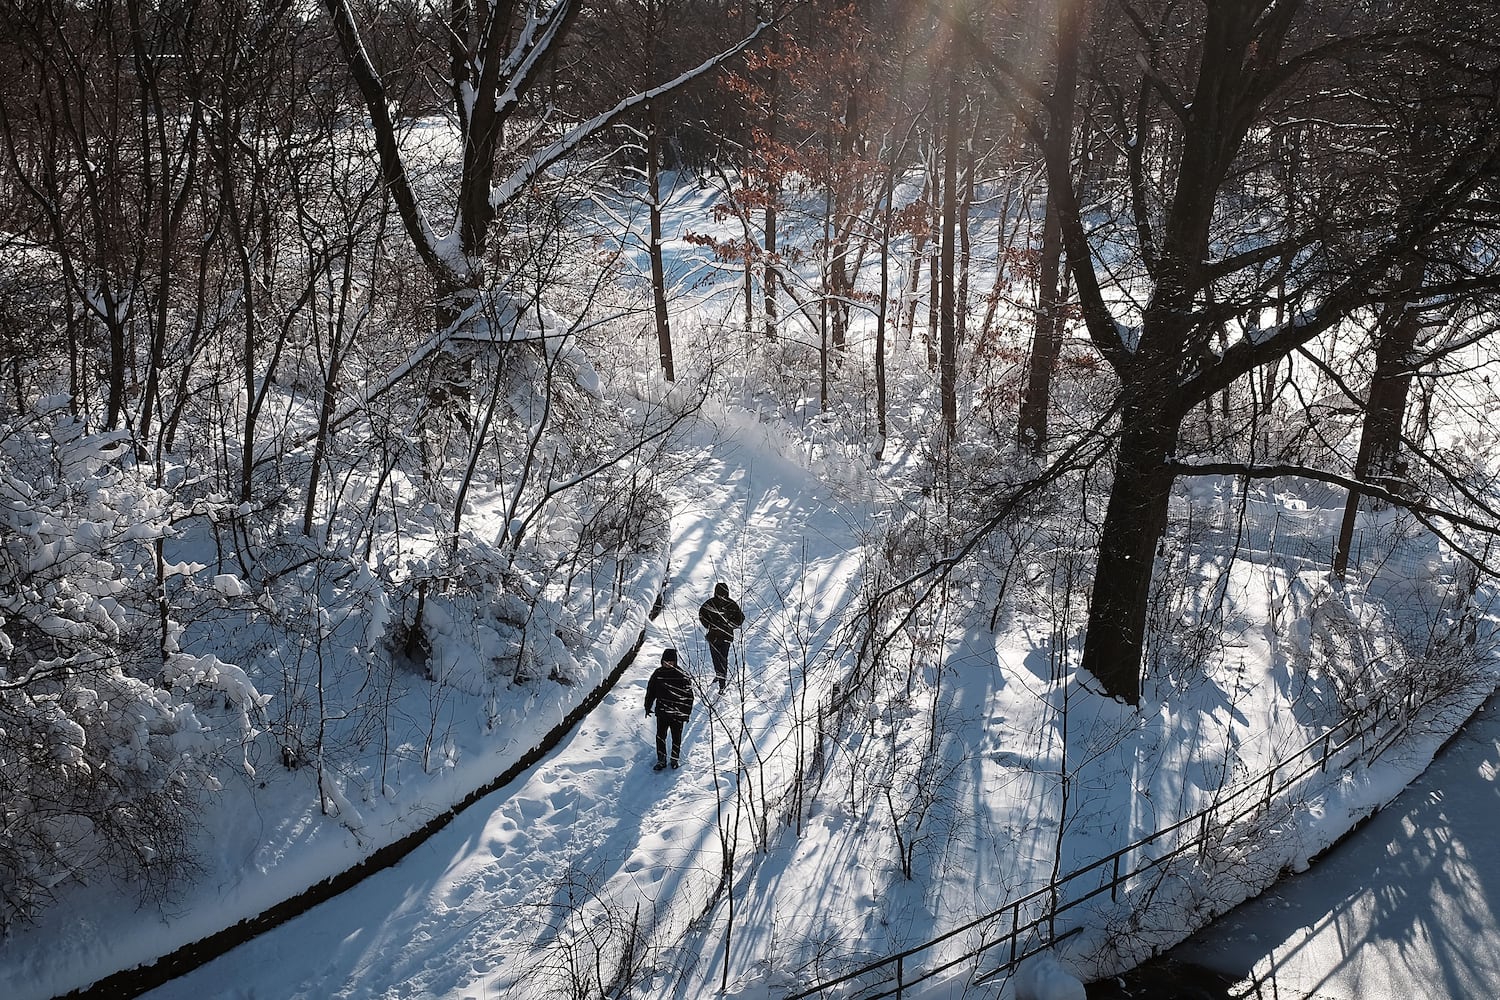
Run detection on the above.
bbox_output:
[139,413,866,1000]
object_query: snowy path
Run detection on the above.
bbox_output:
[138,418,865,1000]
[1169,688,1500,999]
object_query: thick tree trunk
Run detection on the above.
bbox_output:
[1334,262,1425,579]
[1080,382,1182,705]
[1018,192,1065,453]
[1018,0,1081,454]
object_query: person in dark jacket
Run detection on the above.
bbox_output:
[644,647,694,770]
[698,582,745,692]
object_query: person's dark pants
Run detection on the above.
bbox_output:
[708,637,731,690]
[656,713,686,766]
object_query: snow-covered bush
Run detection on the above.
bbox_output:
[0,406,265,929]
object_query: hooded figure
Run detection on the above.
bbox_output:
[644,648,693,769]
[698,582,745,692]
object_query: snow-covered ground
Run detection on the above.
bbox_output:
[1168,688,1500,999]
[19,405,1477,1000]
[123,403,870,1000]
[5,168,1497,1000]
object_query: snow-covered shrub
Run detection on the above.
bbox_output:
[1277,516,1496,739]
[0,407,264,929]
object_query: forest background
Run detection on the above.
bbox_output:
[4,0,1500,997]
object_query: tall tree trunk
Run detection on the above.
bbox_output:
[647,102,674,382]
[104,305,129,433]
[901,170,931,349]
[957,113,976,348]
[939,68,960,440]
[1334,260,1425,579]
[642,0,673,382]
[927,189,940,367]
[876,165,893,458]
[1017,0,1080,455]
[213,102,263,503]
[820,123,832,408]
[1018,193,1065,453]
[303,255,358,537]
[126,0,200,452]
[760,18,781,341]
[1079,377,1183,705]
[829,87,860,353]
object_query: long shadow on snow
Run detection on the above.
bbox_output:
[1162,689,1500,1000]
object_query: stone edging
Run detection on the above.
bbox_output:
[59,625,652,1000]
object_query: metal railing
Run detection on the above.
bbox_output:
[786,681,1424,999]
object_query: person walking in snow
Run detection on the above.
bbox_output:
[698,582,745,692]
[644,647,694,770]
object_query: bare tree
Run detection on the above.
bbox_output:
[1014,0,1080,455]
[970,0,1500,704]
[325,0,764,341]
